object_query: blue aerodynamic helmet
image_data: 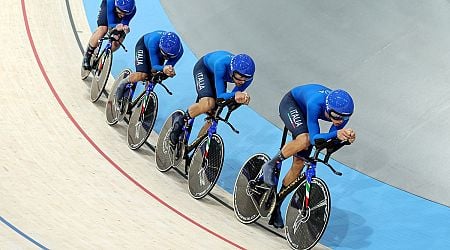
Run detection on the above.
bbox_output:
[115,0,136,14]
[325,89,354,119]
[159,32,182,58]
[230,54,255,80]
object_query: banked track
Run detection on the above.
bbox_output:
[0,0,303,249]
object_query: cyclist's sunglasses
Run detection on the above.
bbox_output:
[328,110,351,121]
[115,7,132,16]
[232,72,252,82]
[160,49,177,59]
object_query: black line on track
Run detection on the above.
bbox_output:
[64,0,284,239]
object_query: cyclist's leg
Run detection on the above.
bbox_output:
[170,58,215,145]
[262,92,309,186]
[281,137,311,185]
[83,0,108,68]
[187,58,216,118]
[116,37,149,100]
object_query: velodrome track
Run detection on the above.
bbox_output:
[1,0,449,249]
[1,0,297,249]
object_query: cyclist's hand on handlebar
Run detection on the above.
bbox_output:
[337,128,356,143]
[122,25,130,34]
[235,91,250,104]
[115,24,124,31]
[163,65,176,77]
[114,24,129,34]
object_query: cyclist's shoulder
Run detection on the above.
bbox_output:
[204,51,232,70]
[292,83,330,92]
[292,83,331,99]
[143,31,164,45]
[205,50,232,60]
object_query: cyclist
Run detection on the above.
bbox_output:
[115,31,184,110]
[262,83,356,229]
[82,0,137,70]
[169,51,255,146]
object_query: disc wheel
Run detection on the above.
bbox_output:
[233,153,269,224]
[105,68,132,125]
[155,110,185,172]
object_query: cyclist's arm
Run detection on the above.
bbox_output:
[311,121,348,144]
[306,103,342,144]
[214,63,234,100]
[328,121,347,133]
[148,43,164,72]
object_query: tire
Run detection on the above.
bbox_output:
[105,69,132,125]
[285,177,331,250]
[90,49,112,103]
[155,110,185,172]
[233,153,270,224]
[188,134,224,199]
[127,92,158,150]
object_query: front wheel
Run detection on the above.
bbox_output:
[285,177,331,250]
[155,110,185,172]
[105,68,132,125]
[90,49,113,103]
[233,153,270,224]
[188,134,224,199]
[127,92,158,150]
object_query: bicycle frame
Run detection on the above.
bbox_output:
[124,80,155,112]
[92,36,112,72]
[252,128,347,214]
[94,30,127,70]
[178,114,219,173]
[176,100,240,174]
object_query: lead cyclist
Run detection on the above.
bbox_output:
[261,84,356,228]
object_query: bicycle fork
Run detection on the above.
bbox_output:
[197,121,218,186]
[292,163,316,234]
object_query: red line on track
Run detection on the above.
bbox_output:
[20,1,245,248]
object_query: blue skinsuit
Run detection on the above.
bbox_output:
[202,51,252,100]
[290,84,348,145]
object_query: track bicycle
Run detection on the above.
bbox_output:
[233,127,349,249]
[105,69,172,150]
[80,30,127,103]
[156,98,240,199]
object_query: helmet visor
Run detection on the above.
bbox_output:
[328,110,351,121]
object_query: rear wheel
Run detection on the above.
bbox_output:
[90,49,113,103]
[155,110,185,172]
[127,92,158,150]
[285,177,330,250]
[188,134,224,199]
[105,69,132,125]
[233,153,269,224]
